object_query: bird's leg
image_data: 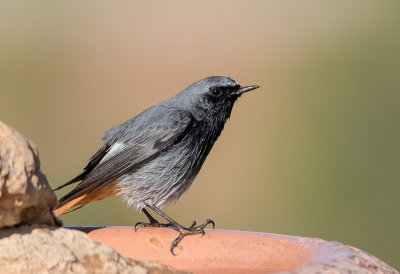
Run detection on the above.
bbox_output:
[142,208,160,224]
[142,203,215,255]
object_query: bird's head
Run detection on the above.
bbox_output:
[173,76,259,121]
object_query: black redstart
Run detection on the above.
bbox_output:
[54,76,259,254]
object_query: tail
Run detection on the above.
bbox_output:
[53,171,91,217]
[53,144,116,216]
[53,191,90,217]
[53,181,119,217]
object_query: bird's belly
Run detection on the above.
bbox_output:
[117,144,202,210]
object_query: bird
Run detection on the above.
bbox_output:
[53,76,259,254]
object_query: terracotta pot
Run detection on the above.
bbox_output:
[69,226,397,273]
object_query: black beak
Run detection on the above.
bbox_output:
[236,85,260,95]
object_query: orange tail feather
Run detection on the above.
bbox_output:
[53,193,89,217]
[53,181,119,217]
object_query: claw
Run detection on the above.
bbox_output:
[170,234,184,256]
[134,220,161,231]
[170,246,176,256]
[134,222,145,231]
[205,219,215,229]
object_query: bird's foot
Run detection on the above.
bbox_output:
[134,220,174,230]
[135,207,176,230]
[169,219,215,255]
[139,205,215,255]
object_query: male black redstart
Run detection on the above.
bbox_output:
[54,76,259,254]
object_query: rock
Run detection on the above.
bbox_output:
[0,225,187,274]
[0,121,60,227]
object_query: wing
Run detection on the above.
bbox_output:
[54,108,194,215]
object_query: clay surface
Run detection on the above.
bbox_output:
[74,226,399,274]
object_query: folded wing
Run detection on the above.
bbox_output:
[53,109,194,216]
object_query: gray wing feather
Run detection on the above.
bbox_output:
[57,108,194,204]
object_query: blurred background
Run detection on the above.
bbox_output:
[1,0,399,269]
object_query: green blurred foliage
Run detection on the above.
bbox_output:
[0,1,399,269]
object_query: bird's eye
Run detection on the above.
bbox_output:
[210,87,223,97]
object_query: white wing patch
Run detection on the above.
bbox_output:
[99,142,126,165]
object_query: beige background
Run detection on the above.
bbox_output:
[1,1,399,269]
